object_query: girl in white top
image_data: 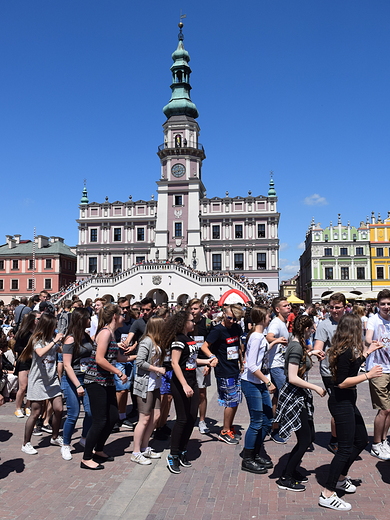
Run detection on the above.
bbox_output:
[240,305,278,474]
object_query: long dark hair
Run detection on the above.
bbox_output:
[160,310,190,353]
[19,313,57,362]
[15,311,38,341]
[292,314,314,379]
[64,308,91,359]
[329,313,363,381]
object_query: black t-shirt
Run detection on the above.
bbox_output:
[171,332,200,385]
[115,318,135,343]
[332,347,364,402]
[62,334,94,376]
[190,316,211,360]
[14,331,32,356]
[129,318,147,344]
[206,323,241,379]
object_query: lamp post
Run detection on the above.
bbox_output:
[192,248,197,270]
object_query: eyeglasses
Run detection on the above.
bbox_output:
[120,306,130,310]
[225,315,236,321]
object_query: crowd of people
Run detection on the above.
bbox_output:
[52,262,274,304]
[1,289,390,512]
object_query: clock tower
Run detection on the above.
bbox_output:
[154,22,206,268]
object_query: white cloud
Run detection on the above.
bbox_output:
[303,193,328,206]
[297,241,305,250]
[279,242,289,251]
[279,259,300,282]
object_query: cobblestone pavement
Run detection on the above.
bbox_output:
[1,365,390,520]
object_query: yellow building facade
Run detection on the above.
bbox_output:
[370,214,390,290]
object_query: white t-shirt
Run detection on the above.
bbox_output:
[267,317,289,369]
[366,313,390,373]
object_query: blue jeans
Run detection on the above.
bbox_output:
[241,378,273,450]
[62,374,92,446]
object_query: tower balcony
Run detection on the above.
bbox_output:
[157,142,206,160]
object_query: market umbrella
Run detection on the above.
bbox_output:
[355,290,379,301]
[286,295,304,304]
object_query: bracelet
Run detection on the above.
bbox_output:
[209,355,216,360]
[76,384,83,389]
[365,373,369,381]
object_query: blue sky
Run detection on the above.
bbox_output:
[1,1,389,282]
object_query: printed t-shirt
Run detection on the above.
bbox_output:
[191,316,211,360]
[366,313,390,373]
[206,323,241,379]
[171,333,200,385]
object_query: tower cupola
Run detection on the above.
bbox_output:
[163,22,199,119]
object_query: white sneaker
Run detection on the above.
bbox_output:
[61,445,72,461]
[371,442,390,460]
[50,436,64,447]
[319,492,351,511]
[335,477,356,493]
[14,409,24,418]
[143,447,161,459]
[382,439,390,456]
[21,442,38,455]
[198,420,210,434]
[131,452,152,465]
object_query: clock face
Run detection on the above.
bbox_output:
[171,163,186,178]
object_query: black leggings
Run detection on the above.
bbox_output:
[284,407,315,478]
[84,383,118,460]
[170,376,199,456]
[325,396,367,491]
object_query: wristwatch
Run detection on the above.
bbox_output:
[266,381,272,387]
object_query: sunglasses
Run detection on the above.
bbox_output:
[120,306,130,310]
[225,315,236,321]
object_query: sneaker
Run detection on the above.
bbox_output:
[271,432,287,444]
[371,442,390,460]
[382,439,390,456]
[276,476,306,492]
[21,442,38,455]
[335,477,356,493]
[166,454,181,474]
[61,445,73,461]
[179,451,192,467]
[111,422,121,433]
[131,452,152,465]
[25,407,31,417]
[50,436,64,447]
[15,409,25,418]
[319,492,351,511]
[143,447,161,459]
[42,424,53,434]
[231,427,242,440]
[327,442,338,455]
[121,419,136,431]
[32,426,42,436]
[198,420,210,434]
[292,470,309,483]
[218,430,239,445]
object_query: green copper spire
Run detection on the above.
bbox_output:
[80,182,89,205]
[163,22,199,119]
[268,172,276,197]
